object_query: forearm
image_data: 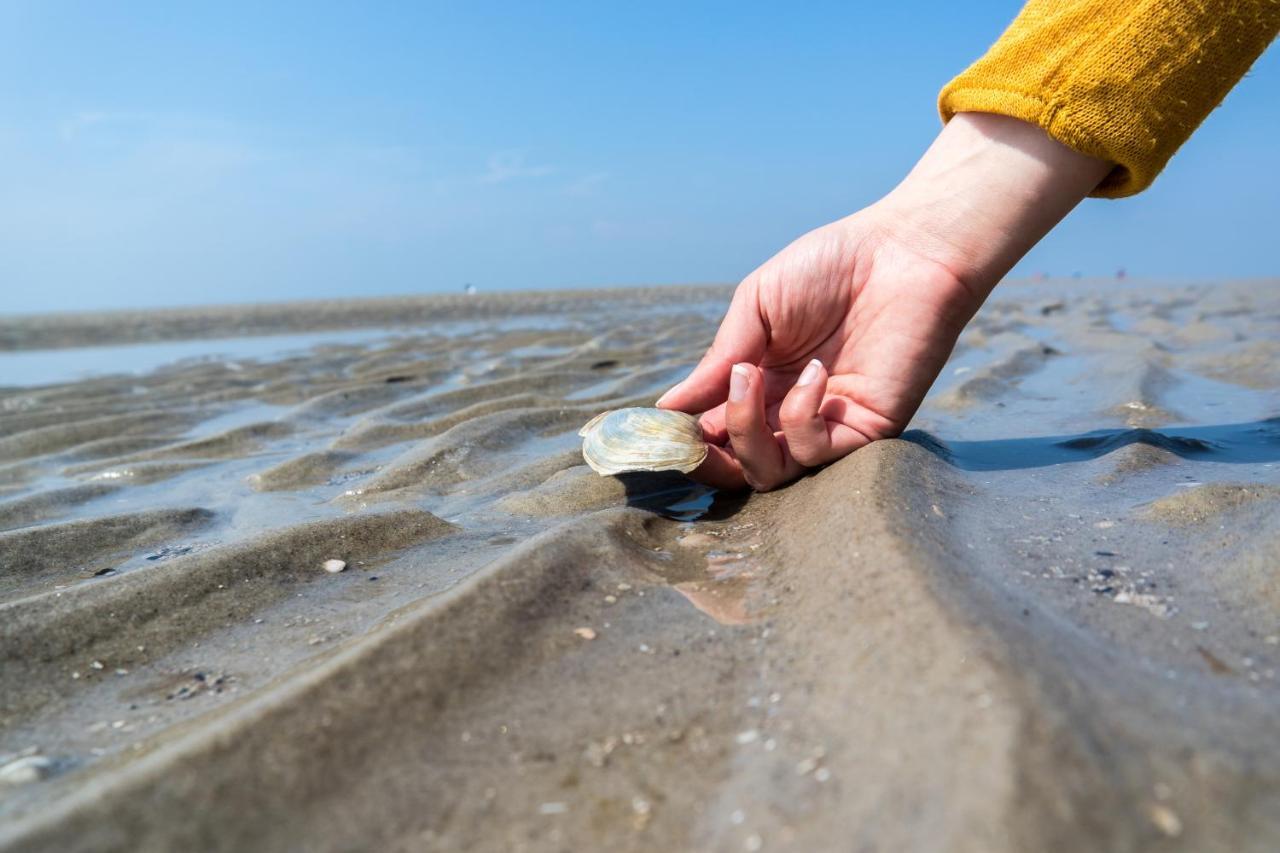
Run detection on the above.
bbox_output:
[877,112,1112,300]
[940,0,1280,197]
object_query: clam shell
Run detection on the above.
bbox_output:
[579,407,708,476]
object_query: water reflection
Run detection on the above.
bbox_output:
[615,471,717,521]
[907,417,1280,471]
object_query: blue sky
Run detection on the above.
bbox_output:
[1,1,1276,314]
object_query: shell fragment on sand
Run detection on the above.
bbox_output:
[578,407,708,477]
[0,755,54,785]
[322,559,347,574]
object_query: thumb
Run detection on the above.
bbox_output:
[658,284,767,414]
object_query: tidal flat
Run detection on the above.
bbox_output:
[1,280,1278,852]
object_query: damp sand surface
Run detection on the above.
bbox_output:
[2,280,1280,851]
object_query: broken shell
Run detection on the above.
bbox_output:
[0,755,54,785]
[579,407,708,476]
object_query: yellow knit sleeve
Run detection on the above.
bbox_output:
[939,0,1280,198]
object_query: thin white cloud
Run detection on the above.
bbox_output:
[59,110,134,140]
[564,171,609,197]
[479,150,554,184]
[57,111,246,146]
[52,110,267,178]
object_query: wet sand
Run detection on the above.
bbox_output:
[1,279,1279,851]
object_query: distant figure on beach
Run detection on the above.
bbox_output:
[659,0,1280,491]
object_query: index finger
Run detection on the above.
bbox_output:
[656,282,767,415]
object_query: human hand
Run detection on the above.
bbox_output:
[658,113,1112,490]
[656,206,977,490]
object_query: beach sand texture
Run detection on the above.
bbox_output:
[1,280,1279,851]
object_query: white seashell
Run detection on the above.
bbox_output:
[579,407,707,476]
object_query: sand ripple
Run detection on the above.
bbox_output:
[3,281,1280,851]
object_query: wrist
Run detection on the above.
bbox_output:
[877,112,1112,299]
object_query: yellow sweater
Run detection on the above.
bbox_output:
[939,0,1280,197]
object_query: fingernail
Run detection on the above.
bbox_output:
[656,381,681,407]
[796,359,823,387]
[729,364,750,402]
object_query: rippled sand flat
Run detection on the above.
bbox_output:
[1,281,1279,852]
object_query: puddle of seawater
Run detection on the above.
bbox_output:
[564,364,689,402]
[182,401,292,441]
[1159,368,1279,424]
[674,575,754,625]
[1108,309,1137,334]
[0,329,412,388]
[0,313,598,389]
[504,344,577,360]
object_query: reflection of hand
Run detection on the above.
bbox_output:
[659,113,1112,490]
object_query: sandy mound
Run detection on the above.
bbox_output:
[1141,483,1280,525]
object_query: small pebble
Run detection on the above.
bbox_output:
[90,661,104,670]
[539,802,568,815]
[322,559,347,574]
[604,595,618,604]
[573,627,597,640]
[1148,803,1182,837]
[735,729,760,745]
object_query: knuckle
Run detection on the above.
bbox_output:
[788,443,823,468]
[777,400,806,431]
[779,418,826,468]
